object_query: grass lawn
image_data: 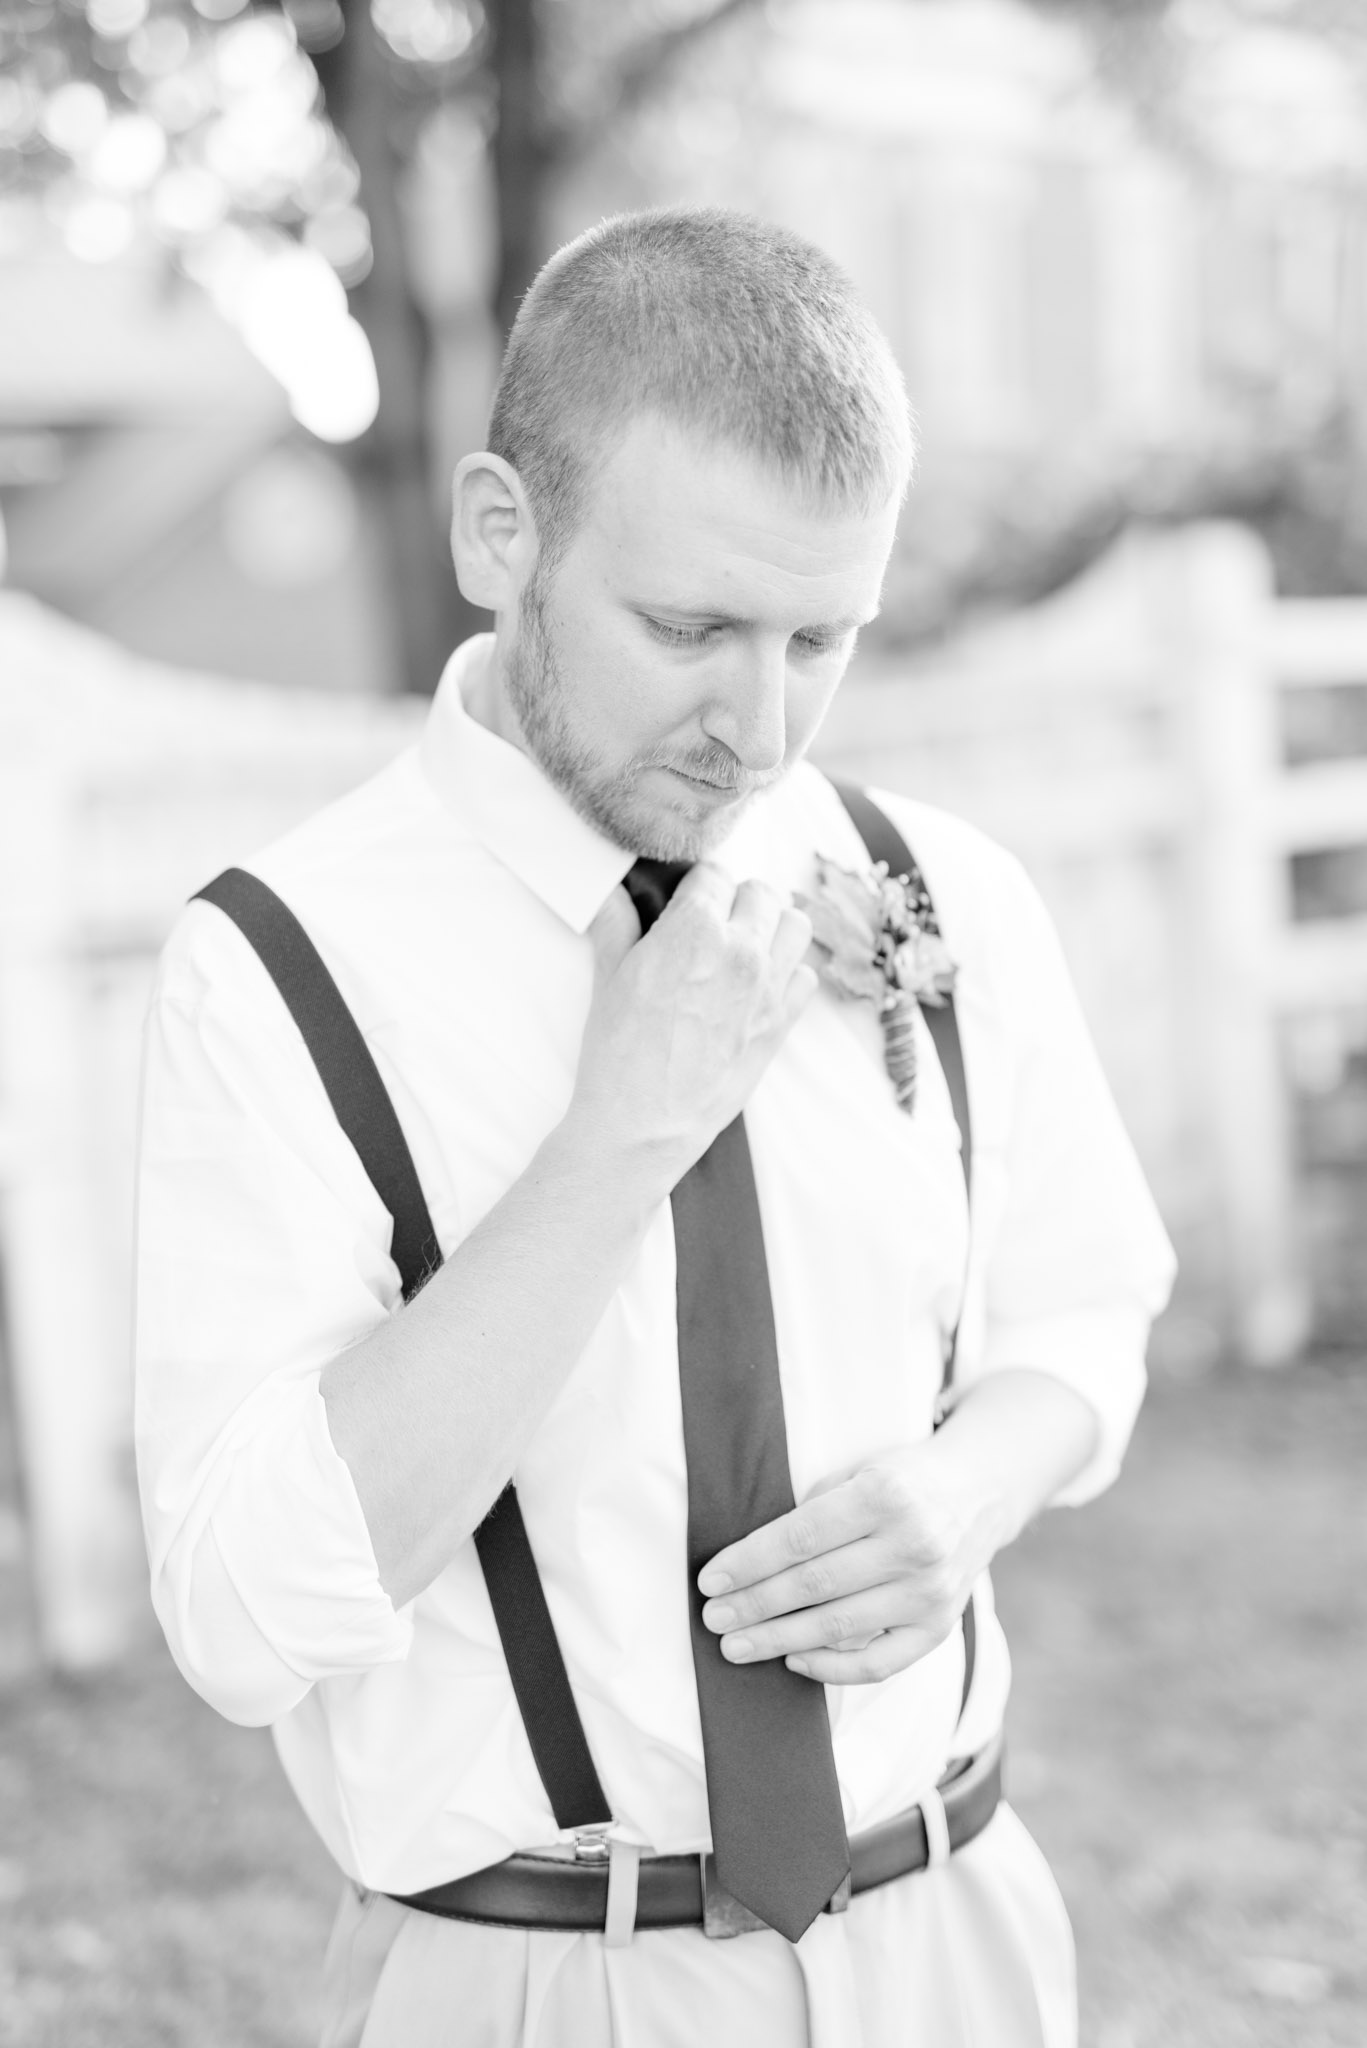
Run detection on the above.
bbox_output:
[1,1356,1364,2046]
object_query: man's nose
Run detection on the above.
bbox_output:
[701,641,789,774]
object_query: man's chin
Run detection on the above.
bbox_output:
[624,781,760,863]
[535,745,780,862]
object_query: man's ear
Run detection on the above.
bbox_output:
[450,453,537,612]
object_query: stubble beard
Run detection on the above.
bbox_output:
[503,574,785,862]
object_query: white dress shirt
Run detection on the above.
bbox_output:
[134,634,1175,1895]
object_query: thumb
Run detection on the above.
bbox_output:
[588,883,642,980]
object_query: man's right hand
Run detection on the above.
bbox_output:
[567,864,817,1185]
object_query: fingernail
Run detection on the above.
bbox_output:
[787,1657,810,1678]
[697,1570,731,1597]
[706,1604,736,1631]
[722,1634,753,1662]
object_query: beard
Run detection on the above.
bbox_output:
[502,573,785,862]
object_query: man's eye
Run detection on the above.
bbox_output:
[791,632,844,658]
[644,617,716,648]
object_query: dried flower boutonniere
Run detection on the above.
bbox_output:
[796,854,957,1113]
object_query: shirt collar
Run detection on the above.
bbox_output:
[419,634,636,935]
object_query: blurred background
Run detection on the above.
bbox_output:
[1,1,1365,2043]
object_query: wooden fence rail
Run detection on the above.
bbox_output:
[816,521,1367,1371]
[0,594,423,1668]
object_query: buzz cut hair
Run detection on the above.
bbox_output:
[486,205,915,572]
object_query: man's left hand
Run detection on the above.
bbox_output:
[697,1369,1101,1685]
[696,1435,1008,1686]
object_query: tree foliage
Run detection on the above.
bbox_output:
[0,0,760,687]
[7,0,1367,671]
[874,0,1367,641]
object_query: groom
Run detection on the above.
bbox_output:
[135,206,1174,2046]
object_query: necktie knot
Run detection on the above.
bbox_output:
[623,857,692,936]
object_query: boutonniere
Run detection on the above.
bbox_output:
[796,855,957,1113]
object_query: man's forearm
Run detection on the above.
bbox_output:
[323,866,815,1614]
[930,1368,1102,1563]
[321,1114,664,1610]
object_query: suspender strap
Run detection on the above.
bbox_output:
[829,785,979,1723]
[830,783,973,1382]
[193,868,611,1831]
[196,870,442,1295]
[830,784,973,1212]
[474,1492,613,1827]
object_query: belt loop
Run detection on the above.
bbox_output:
[603,1838,642,1947]
[921,1785,951,1871]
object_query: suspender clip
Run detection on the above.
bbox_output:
[572,1823,615,1865]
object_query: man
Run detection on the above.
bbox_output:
[135,208,1175,2047]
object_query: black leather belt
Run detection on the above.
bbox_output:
[388,1736,1003,1935]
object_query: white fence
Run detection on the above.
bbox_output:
[0,594,424,1668]
[815,521,1367,1370]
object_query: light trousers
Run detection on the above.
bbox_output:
[318,1805,1076,2048]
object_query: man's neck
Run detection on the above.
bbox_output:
[461,631,531,757]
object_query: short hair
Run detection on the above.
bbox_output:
[486,206,914,570]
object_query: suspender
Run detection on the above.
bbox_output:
[195,867,612,1831]
[829,785,977,1711]
[193,784,976,1837]
[831,783,972,1392]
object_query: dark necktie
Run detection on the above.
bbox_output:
[623,860,850,1943]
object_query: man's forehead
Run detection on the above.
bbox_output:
[588,410,886,520]
[578,413,898,598]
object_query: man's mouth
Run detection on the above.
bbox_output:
[663,754,790,796]
[663,765,748,798]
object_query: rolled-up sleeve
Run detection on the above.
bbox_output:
[134,901,415,1726]
[916,822,1177,1506]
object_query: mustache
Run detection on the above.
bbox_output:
[647,741,784,795]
